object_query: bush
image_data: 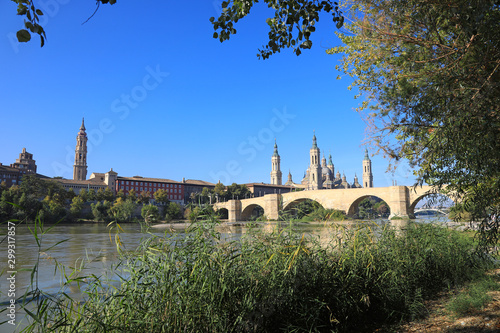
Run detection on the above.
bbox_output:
[165,202,182,221]
[141,204,160,223]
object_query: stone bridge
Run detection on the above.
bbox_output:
[213,185,452,222]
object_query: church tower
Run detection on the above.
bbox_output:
[73,118,88,181]
[327,153,334,176]
[270,140,282,185]
[308,133,322,190]
[362,148,373,188]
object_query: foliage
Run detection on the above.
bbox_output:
[0,176,69,222]
[69,196,84,217]
[449,203,473,222]
[95,188,114,202]
[226,183,251,200]
[110,198,137,222]
[91,200,112,222]
[18,217,492,332]
[153,188,169,205]
[357,196,390,219]
[141,204,160,223]
[10,0,116,46]
[327,0,500,247]
[137,191,151,204]
[127,188,137,199]
[214,182,225,198]
[164,201,182,221]
[210,0,344,59]
[282,199,346,221]
[116,189,126,199]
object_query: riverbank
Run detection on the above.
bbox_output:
[380,269,500,332]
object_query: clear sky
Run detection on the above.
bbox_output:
[0,1,415,187]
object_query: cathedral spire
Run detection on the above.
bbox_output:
[312,131,318,149]
[273,139,279,157]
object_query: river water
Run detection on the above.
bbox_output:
[0,216,450,332]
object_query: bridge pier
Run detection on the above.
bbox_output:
[388,186,414,219]
[263,194,281,220]
[227,200,242,222]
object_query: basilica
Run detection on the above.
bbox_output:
[270,133,373,190]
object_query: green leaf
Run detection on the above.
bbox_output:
[16,29,31,43]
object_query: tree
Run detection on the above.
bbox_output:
[137,191,151,204]
[95,188,105,202]
[103,187,115,202]
[110,198,137,222]
[326,0,499,246]
[11,0,342,58]
[214,182,225,200]
[153,189,169,205]
[226,183,251,200]
[117,189,126,200]
[210,0,344,59]
[128,188,137,199]
[78,189,89,202]
[91,200,112,222]
[70,196,85,218]
[165,202,182,221]
[141,204,160,223]
[10,0,117,46]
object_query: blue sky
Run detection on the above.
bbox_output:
[0,1,414,187]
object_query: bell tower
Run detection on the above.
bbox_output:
[309,132,322,190]
[270,140,282,185]
[362,148,373,188]
[73,118,88,181]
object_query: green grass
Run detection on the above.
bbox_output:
[446,273,500,317]
[11,213,495,333]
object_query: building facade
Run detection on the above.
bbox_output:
[55,169,117,194]
[272,133,372,190]
[1,148,40,187]
[116,176,185,204]
[0,164,21,187]
[246,183,297,197]
[182,178,216,203]
[11,147,37,175]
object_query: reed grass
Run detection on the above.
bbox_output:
[13,213,493,332]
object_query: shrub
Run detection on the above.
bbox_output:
[141,204,160,223]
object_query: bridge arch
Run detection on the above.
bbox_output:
[346,195,391,218]
[216,207,229,220]
[409,192,454,218]
[282,198,325,219]
[240,203,265,221]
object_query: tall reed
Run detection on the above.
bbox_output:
[14,214,491,332]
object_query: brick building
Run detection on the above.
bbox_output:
[116,176,185,204]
